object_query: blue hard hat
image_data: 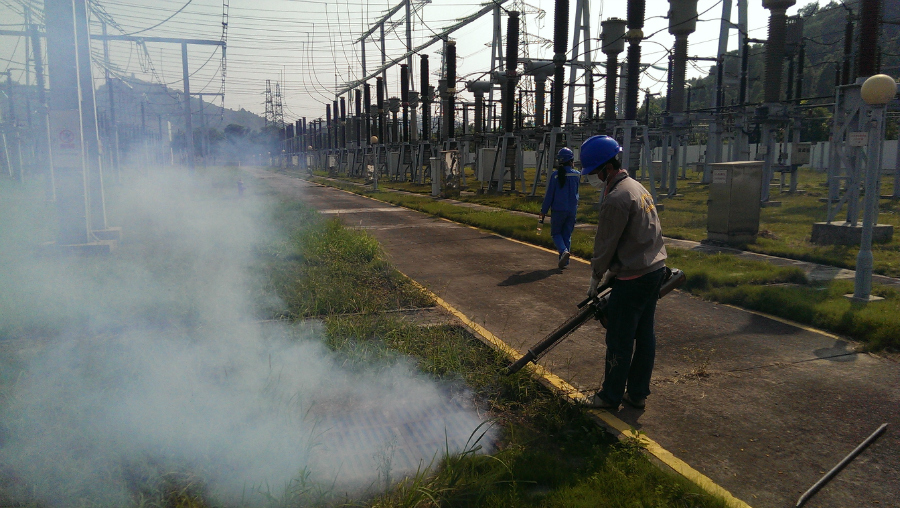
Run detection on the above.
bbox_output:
[580,135,621,174]
[556,147,574,162]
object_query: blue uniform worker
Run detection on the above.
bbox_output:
[540,148,581,269]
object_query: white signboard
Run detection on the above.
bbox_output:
[712,169,728,185]
[667,147,675,156]
[848,132,869,147]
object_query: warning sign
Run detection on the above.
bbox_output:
[848,132,869,147]
[49,110,84,168]
[712,169,728,185]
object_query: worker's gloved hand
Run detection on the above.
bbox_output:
[599,270,614,287]
[587,275,600,298]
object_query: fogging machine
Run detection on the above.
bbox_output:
[506,268,686,375]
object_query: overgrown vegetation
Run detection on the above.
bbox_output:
[298,167,900,351]
[260,201,730,508]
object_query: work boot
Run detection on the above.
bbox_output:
[558,250,570,269]
[584,392,618,410]
[623,393,646,409]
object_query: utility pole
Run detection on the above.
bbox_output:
[102,21,120,180]
[181,43,195,171]
[565,0,592,124]
[73,0,108,231]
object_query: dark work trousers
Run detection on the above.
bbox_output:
[599,267,667,404]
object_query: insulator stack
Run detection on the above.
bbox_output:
[339,97,346,148]
[355,89,362,145]
[475,93,484,133]
[401,63,410,142]
[842,16,854,85]
[446,40,457,139]
[858,0,882,77]
[535,76,546,127]
[551,0,569,127]
[376,76,385,143]
[504,12,520,133]
[420,54,430,142]
[326,103,332,149]
[601,18,627,123]
[762,0,795,104]
[625,0,646,121]
[667,0,697,115]
[363,83,371,143]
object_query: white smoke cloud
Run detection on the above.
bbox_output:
[0,169,492,506]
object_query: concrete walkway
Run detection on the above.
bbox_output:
[251,168,899,508]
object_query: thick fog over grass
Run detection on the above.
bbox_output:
[0,169,491,506]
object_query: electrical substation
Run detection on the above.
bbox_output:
[2,1,900,506]
[273,0,898,300]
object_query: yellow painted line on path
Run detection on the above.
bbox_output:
[401,274,753,508]
[722,304,845,341]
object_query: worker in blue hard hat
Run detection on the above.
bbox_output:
[540,147,581,269]
[579,135,667,411]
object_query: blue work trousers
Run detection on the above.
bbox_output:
[550,210,576,255]
[599,267,667,404]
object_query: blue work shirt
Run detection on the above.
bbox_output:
[541,165,581,215]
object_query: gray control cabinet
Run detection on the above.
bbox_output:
[707,161,763,244]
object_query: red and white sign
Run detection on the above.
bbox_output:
[848,132,869,147]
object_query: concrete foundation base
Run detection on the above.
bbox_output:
[844,293,885,303]
[42,240,117,255]
[705,232,756,245]
[810,222,894,246]
[760,200,782,208]
[92,227,122,242]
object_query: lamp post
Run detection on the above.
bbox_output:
[852,74,897,302]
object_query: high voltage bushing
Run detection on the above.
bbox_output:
[504,11,520,134]
[762,0,795,104]
[668,0,698,115]
[601,18,627,123]
[363,83,372,143]
[420,54,431,142]
[467,81,492,133]
[858,0,882,77]
[785,15,804,101]
[625,0,646,121]
[445,40,457,140]
[401,63,410,143]
[355,89,362,145]
[333,99,339,149]
[388,97,401,144]
[551,0,569,127]
[326,103,332,150]
[340,97,347,148]
[523,60,553,127]
[842,15,854,85]
[376,76,385,143]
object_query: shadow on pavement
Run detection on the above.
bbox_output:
[498,268,562,286]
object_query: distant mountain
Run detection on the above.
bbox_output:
[94,77,266,135]
[685,0,900,109]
